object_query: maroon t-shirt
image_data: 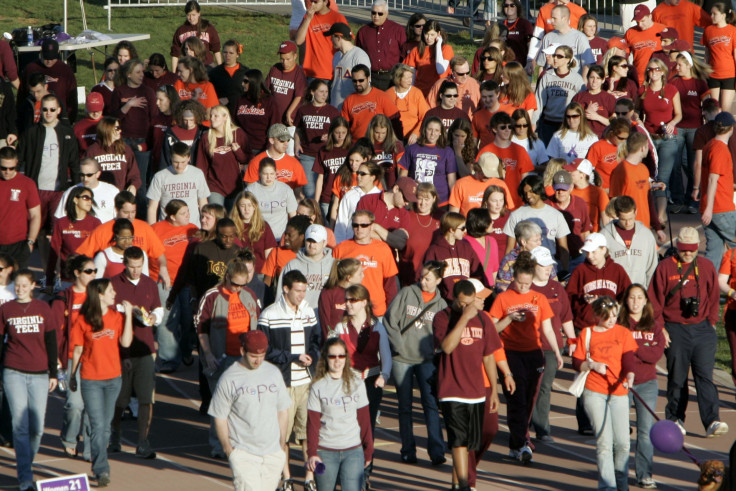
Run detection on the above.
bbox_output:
[373,140,405,189]
[143,71,180,92]
[398,211,440,286]
[85,142,142,191]
[314,146,349,204]
[318,286,347,339]
[552,195,593,258]
[589,36,608,65]
[195,128,250,196]
[639,84,679,135]
[22,60,78,121]
[267,64,308,124]
[572,90,617,138]
[0,173,41,245]
[671,77,709,128]
[356,192,410,231]
[295,103,341,157]
[433,308,501,401]
[425,106,470,132]
[489,213,509,257]
[504,17,534,64]
[531,279,572,351]
[240,222,278,272]
[615,223,636,248]
[149,113,173,170]
[605,77,639,102]
[110,84,159,140]
[110,273,161,358]
[73,117,100,155]
[627,319,665,384]
[234,96,280,152]
[49,214,102,281]
[170,23,221,66]
[0,299,57,373]
[0,39,18,82]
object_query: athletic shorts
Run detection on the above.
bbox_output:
[441,400,484,451]
[708,77,736,90]
[116,354,156,406]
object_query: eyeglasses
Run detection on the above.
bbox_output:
[352,78,367,84]
[553,54,567,59]
[647,66,662,72]
[0,166,17,171]
[514,123,529,128]
[455,71,470,76]
[327,354,347,359]
[356,171,370,176]
[496,124,511,130]
[615,111,630,116]
[80,172,96,178]
[78,195,93,201]
[565,114,581,119]
[481,56,494,61]
[414,23,426,29]
[443,93,459,98]
[345,297,364,303]
[82,268,98,275]
[41,107,58,112]
[352,222,371,228]
[371,11,385,15]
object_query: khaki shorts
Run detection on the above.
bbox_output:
[116,354,156,407]
[286,383,309,442]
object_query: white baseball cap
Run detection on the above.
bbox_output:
[305,224,327,243]
[530,246,556,267]
[580,232,607,253]
[542,43,562,55]
[468,279,492,299]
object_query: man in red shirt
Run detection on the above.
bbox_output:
[356,0,407,91]
[427,56,481,117]
[700,111,736,270]
[550,170,592,269]
[267,41,307,126]
[341,64,403,140]
[357,176,416,245]
[472,80,500,149]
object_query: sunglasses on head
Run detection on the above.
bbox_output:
[352,222,371,228]
[327,354,347,359]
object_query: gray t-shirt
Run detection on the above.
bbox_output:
[331,46,371,110]
[307,372,368,451]
[147,165,210,225]
[503,204,570,256]
[39,127,60,191]
[208,360,291,456]
[536,29,595,74]
[246,180,297,240]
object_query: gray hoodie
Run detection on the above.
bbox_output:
[600,220,658,287]
[276,247,335,309]
[383,284,448,364]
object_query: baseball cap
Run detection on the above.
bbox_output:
[86,92,104,113]
[607,37,629,54]
[657,27,678,40]
[305,224,328,243]
[41,39,60,61]
[477,152,502,178]
[530,246,556,267]
[468,279,492,299]
[240,330,268,354]
[715,112,736,126]
[676,226,700,251]
[541,43,561,56]
[580,232,607,253]
[552,170,573,191]
[277,41,298,54]
[669,39,691,52]
[564,158,594,177]
[633,4,651,22]
[324,22,353,38]
[268,123,292,141]
[396,177,418,203]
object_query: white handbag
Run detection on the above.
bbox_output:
[568,327,592,398]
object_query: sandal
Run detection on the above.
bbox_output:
[63,446,77,458]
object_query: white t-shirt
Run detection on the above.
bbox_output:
[147,165,210,225]
[546,129,598,164]
[94,247,149,279]
[39,127,60,191]
[55,181,120,224]
[0,282,15,306]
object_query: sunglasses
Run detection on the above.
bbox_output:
[0,266,6,272]
[230,279,247,288]
[615,111,630,116]
[80,172,97,178]
[496,124,511,130]
[0,166,17,171]
[242,79,250,84]
[565,114,581,119]
[345,297,364,303]
[77,195,93,201]
[113,126,122,131]
[481,56,494,61]
[371,11,385,15]
[615,134,630,140]
[327,354,347,359]
[553,54,567,59]
[82,268,98,275]
[455,71,470,76]
[352,222,371,228]
[647,66,662,72]
[352,78,367,84]
[356,171,370,176]
[443,93,459,98]
[514,123,529,128]
[106,68,117,72]
[414,23,426,29]
[42,107,58,112]
[617,63,629,69]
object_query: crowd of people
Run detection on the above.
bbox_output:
[1,0,736,489]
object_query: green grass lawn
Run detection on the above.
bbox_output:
[716,306,732,375]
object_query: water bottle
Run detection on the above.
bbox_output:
[26,26,33,46]
[57,366,67,392]
[660,122,670,140]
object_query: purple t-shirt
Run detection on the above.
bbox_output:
[398,144,458,205]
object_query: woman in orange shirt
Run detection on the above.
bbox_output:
[174,56,219,121]
[702,4,736,112]
[572,296,638,491]
[69,279,134,487]
[386,64,429,145]
[403,20,454,97]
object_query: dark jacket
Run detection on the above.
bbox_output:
[17,122,79,190]
[0,79,16,140]
[160,124,207,171]
[209,63,249,115]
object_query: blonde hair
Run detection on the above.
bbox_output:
[207,105,236,155]
[559,101,596,140]
[229,191,266,244]
[543,158,567,187]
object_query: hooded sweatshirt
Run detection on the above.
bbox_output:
[566,257,632,331]
[383,284,448,364]
[600,220,658,287]
[277,248,335,309]
[424,233,484,301]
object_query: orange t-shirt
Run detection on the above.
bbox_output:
[471,108,496,150]
[719,248,736,311]
[489,288,554,352]
[70,309,124,381]
[535,1,587,34]
[573,325,637,396]
[341,88,401,141]
[302,9,347,80]
[225,289,250,356]
[652,0,711,47]
[421,291,436,303]
[609,160,651,227]
[702,24,736,79]
[386,86,430,138]
[243,151,308,189]
[585,139,620,191]
[150,221,198,284]
[624,23,665,84]
[476,142,534,206]
[261,245,297,278]
[333,239,398,316]
[571,185,609,232]
[700,139,736,214]
[403,43,454,96]
[497,92,537,117]
[449,175,515,215]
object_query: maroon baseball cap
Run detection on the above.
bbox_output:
[86,92,104,113]
[669,39,691,52]
[657,27,679,40]
[277,41,297,54]
[241,330,268,354]
[396,177,418,203]
[633,4,651,22]
[41,39,59,61]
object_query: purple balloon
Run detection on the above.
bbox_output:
[650,420,684,454]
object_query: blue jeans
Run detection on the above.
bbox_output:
[629,379,658,482]
[583,389,630,491]
[61,360,91,460]
[3,368,49,486]
[82,376,122,477]
[652,136,679,200]
[298,153,317,200]
[391,360,445,460]
[315,446,365,491]
[531,350,559,438]
[674,127,697,207]
[704,211,736,271]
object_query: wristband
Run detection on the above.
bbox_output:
[504,372,513,378]
[566,338,578,346]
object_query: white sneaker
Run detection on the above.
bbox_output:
[675,420,686,436]
[706,421,729,438]
[508,448,521,459]
[519,444,533,464]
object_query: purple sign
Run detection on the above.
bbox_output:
[36,474,90,491]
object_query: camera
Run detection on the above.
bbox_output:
[681,297,699,318]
